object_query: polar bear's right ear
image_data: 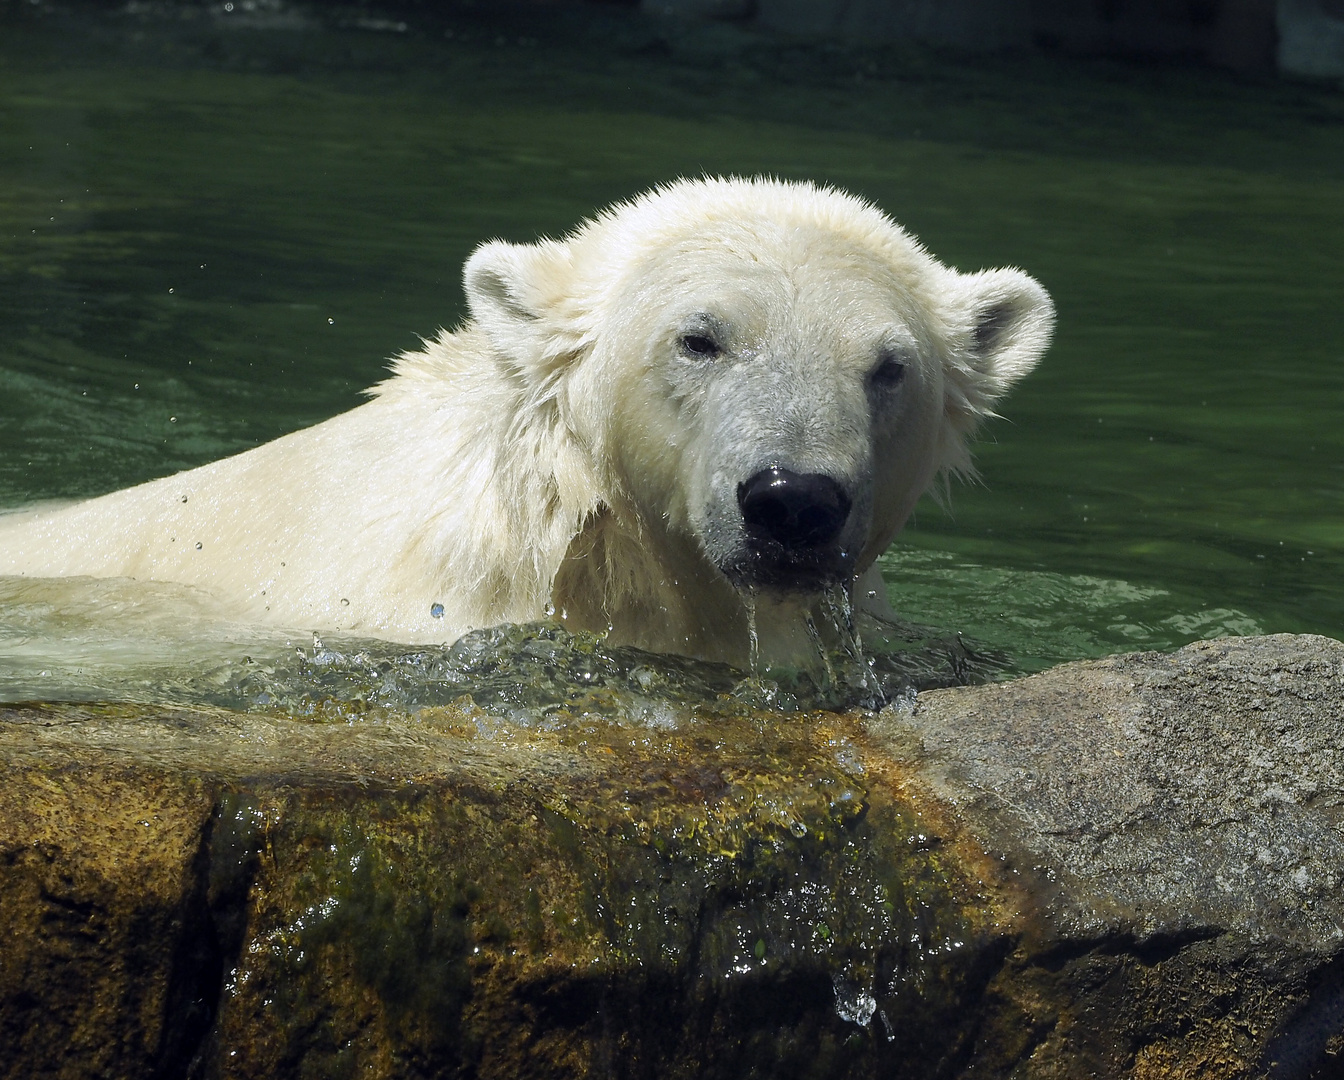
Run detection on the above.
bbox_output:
[463,239,579,369]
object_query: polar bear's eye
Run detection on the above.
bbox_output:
[870,353,906,389]
[679,334,721,359]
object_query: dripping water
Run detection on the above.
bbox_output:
[823,583,883,703]
[744,588,760,676]
[803,612,840,694]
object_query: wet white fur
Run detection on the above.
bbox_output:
[0,178,1052,665]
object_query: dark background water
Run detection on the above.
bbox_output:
[1,0,1341,672]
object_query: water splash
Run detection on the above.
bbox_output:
[0,577,1014,718]
[832,973,878,1027]
[215,622,742,725]
[237,613,1009,722]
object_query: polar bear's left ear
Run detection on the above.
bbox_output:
[463,238,580,371]
[944,267,1055,419]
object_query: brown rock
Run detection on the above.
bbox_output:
[1,634,1342,1078]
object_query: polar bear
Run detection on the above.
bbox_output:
[0,178,1052,667]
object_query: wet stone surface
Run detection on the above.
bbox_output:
[1,633,1343,1078]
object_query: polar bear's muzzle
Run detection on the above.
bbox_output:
[727,467,855,591]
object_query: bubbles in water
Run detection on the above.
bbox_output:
[429,602,444,619]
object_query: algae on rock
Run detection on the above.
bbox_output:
[0,695,1013,1079]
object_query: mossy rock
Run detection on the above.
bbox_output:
[3,634,1344,1078]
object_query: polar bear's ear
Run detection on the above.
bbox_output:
[463,239,579,370]
[945,267,1054,419]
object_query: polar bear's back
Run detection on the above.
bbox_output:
[0,378,473,640]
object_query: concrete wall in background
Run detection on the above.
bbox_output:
[1278,0,1344,77]
[637,0,1344,77]
[752,0,1032,52]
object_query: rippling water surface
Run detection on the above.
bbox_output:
[1,1,1341,706]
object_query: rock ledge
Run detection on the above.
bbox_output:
[2,633,1342,1079]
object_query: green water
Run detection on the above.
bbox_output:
[2,1,1342,680]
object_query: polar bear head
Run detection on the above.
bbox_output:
[462,177,1052,605]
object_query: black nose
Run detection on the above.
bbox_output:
[737,468,852,552]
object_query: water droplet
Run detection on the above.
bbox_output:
[169,416,177,423]
[327,317,334,325]
[195,542,202,550]
[340,598,350,606]
[180,495,188,503]
[168,287,174,294]
[430,602,445,618]
[133,383,139,390]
